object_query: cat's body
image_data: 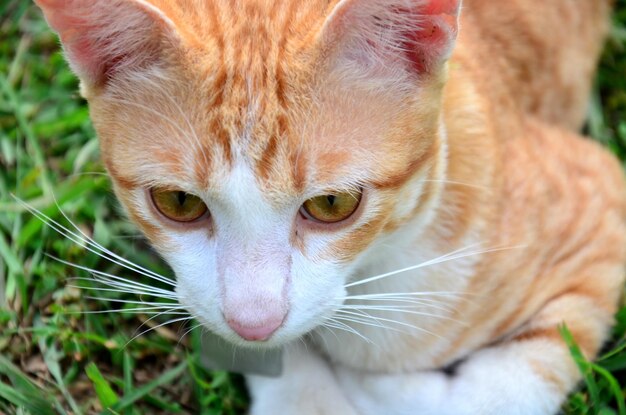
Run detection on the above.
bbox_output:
[461,0,612,130]
[36,0,625,414]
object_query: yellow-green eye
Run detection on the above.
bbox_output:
[150,189,208,223]
[301,191,362,223]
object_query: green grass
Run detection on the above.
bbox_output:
[1,0,626,414]
[0,2,247,414]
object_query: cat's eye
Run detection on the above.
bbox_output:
[150,189,209,223]
[300,191,362,224]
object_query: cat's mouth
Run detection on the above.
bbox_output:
[186,297,339,349]
[222,311,288,343]
[183,306,291,348]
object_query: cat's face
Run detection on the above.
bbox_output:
[37,0,459,347]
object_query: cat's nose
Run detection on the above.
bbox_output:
[226,315,284,341]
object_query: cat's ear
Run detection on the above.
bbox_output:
[35,0,179,89]
[320,0,461,76]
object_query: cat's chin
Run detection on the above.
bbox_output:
[204,326,303,349]
[180,284,344,349]
[193,310,333,350]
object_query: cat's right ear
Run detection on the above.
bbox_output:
[319,0,461,78]
[35,0,180,91]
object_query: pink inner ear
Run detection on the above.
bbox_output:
[396,0,460,73]
[35,0,168,87]
[422,0,460,15]
[61,26,109,83]
[65,31,132,85]
[324,0,461,76]
[35,2,105,82]
[402,11,459,73]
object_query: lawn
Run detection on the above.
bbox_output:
[1,0,626,414]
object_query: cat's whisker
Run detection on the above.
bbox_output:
[343,291,470,299]
[123,315,196,348]
[65,267,176,294]
[333,307,408,333]
[73,306,187,315]
[320,322,353,340]
[335,309,443,339]
[322,318,376,345]
[344,242,484,288]
[66,270,174,294]
[335,308,420,335]
[343,293,472,309]
[333,312,397,332]
[13,197,195,346]
[297,336,310,355]
[70,281,173,299]
[343,304,429,310]
[53,201,176,286]
[15,198,175,287]
[317,323,341,344]
[69,284,177,300]
[340,305,469,327]
[345,244,526,288]
[134,307,191,335]
[330,315,406,343]
[85,296,179,308]
[58,259,177,298]
[340,295,463,312]
[178,322,203,347]
[315,325,335,351]
[320,321,342,331]
[68,276,176,299]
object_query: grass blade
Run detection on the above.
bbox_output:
[86,362,120,409]
[0,356,59,415]
[102,360,187,414]
[559,324,601,409]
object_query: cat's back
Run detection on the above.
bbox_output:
[458,0,612,130]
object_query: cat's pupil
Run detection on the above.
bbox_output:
[177,191,187,206]
[327,195,336,207]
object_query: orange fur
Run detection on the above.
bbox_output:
[36,0,625,412]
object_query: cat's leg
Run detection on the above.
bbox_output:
[247,342,359,415]
[336,291,614,415]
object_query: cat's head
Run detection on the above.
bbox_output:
[37,0,460,347]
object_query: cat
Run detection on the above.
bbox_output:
[35,0,625,414]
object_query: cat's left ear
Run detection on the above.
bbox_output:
[35,0,180,91]
[320,0,461,76]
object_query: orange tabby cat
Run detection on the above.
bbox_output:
[36,0,625,413]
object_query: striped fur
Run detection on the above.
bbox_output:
[36,0,624,414]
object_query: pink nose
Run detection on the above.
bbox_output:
[226,317,283,341]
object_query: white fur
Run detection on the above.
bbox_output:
[334,339,568,415]
[134,160,365,348]
[247,338,569,415]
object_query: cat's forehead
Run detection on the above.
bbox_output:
[96,0,438,198]
[99,83,420,203]
[150,0,337,54]
[138,0,336,188]
[98,67,431,198]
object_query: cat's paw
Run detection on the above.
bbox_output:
[246,343,360,415]
[336,366,452,415]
